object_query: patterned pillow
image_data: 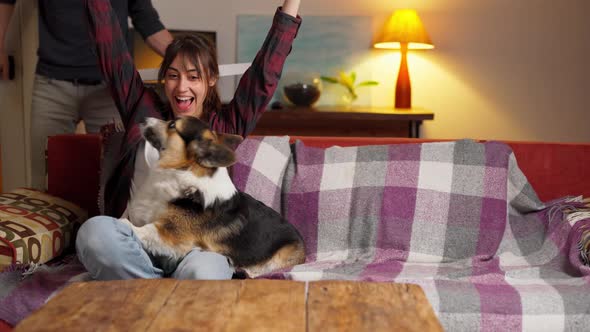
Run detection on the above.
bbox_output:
[0,188,88,270]
[231,136,292,212]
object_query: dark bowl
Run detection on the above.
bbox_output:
[284,83,321,107]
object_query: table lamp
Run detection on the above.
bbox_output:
[374,9,433,109]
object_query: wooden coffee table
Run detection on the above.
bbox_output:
[15,279,442,331]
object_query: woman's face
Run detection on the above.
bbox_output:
[164,54,216,118]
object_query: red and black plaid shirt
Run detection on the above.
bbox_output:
[87,0,301,217]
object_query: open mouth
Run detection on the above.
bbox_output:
[174,96,195,112]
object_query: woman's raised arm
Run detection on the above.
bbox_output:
[210,1,302,137]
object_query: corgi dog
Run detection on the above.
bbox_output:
[122,116,305,277]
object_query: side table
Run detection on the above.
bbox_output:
[252,106,434,138]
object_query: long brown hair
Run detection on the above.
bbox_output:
[157,34,221,119]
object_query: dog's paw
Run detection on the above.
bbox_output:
[177,187,204,209]
[182,186,198,197]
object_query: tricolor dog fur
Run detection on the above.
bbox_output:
[122,116,305,277]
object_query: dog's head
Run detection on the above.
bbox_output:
[140,117,243,171]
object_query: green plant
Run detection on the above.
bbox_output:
[320,71,379,101]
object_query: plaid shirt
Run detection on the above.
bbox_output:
[87,0,301,217]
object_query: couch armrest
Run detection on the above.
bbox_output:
[47,134,102,217]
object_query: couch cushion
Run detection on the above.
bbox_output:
[231,136,292,212]
[280,139,533,263]
[0,188,87,270]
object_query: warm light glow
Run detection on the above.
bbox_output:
[373,9,434,50]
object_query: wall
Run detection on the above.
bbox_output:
[0,0,589,191]
[0,1,35,192]
[153,0,589,143]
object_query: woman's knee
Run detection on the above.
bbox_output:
[173,250,234,280]
[76,215,137,265]
[77,216,124,252]
[76,216,160,280]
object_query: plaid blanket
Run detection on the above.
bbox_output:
[257,139,590,331]
[1,138,589,331]
[0,254,89,326]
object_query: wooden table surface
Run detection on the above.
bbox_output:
[15,279,442,332]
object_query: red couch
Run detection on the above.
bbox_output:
[46,134,590,218]
[1,134,588,332]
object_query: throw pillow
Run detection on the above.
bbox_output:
[0,188,88,270]
[231,136,292,212]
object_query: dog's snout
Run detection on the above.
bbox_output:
[138,117,168,151]
[142,117,162,127]
[143,127,163,151]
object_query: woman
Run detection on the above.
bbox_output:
[76,0,301,280]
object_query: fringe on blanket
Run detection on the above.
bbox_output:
[571,198,590,266]
[0,254,78,279]
[579,225,590,266]
[546,196,587,224]
[0,263,30,274]
[547,196,590,266]
[0,253,87,327]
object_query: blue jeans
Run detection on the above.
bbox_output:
[76,216,234,280]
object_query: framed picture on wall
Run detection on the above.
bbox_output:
[237,15,372,107]
[128,29,216,86]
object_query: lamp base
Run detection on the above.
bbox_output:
[394,44,411,109]
[395,97,412,109]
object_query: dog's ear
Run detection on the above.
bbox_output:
[188,140,236,168]
[217,133,243,151]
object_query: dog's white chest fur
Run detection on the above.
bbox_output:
[128,166,237,226]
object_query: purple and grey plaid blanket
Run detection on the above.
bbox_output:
[249,138,590,331]
[1,137,589,331]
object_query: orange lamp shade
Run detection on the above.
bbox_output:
[374,9,434,50]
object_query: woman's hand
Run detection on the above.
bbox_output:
[281,0,301,17]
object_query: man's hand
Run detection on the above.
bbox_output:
[1,3,15,80]
[145,29,173,57]
[0,50,9,80]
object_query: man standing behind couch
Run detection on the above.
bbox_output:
[0,0,172,190]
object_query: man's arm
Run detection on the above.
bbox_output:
[0,2,15,80]
[88,0,162,127]
[144,28,173,57]
[128,0,172,57]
